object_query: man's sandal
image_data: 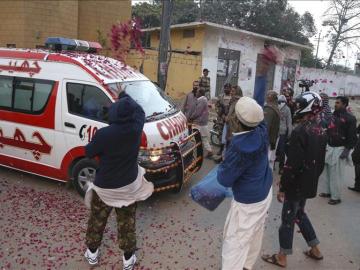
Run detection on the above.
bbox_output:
[304,250,324,261]
[261,254,286,268]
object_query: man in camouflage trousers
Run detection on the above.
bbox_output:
[86,193,137,256]
[83,92,154,270]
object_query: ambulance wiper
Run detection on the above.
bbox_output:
[165,105,178,115]
[146,111,164,120]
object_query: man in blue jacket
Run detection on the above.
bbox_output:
[218,51,274,270]
[84,92,153,270]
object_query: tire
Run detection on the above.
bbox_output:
[72,158,98,197]
[210,132,221,147]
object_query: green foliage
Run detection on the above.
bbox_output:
[132,0,316,45]
[132,2,161,28]
[201,0,315,44]
[301,48,325,68]
[96,29,107,48]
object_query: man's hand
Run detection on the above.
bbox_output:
[340,148,350,160]
[277,191,285,203]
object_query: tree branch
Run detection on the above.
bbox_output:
[338,35,360,42]
[344,11,360,21]
[341,26,360,34]
[331,24,339,33]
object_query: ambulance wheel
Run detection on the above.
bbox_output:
[72,158,98,197]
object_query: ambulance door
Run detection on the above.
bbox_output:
[0,76,56,169]
[61,80,111,156]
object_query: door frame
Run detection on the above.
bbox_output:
[215,48,241,96]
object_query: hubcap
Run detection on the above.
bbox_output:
[78,167,96,191]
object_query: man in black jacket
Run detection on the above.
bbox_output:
[319,96,357,204]
[262,91,327,268]
[349,124,360,192]
[84,92,153,270]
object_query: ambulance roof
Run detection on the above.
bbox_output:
[0,48,147,85]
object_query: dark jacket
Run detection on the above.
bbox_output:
[352,138,360,165]
[218,122,273,204]
[264,103,280,150]
[85,92,145,189]
[327,108,357,149]
[352,125,360,164]
[280,117,327,200]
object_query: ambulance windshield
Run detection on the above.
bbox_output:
[107,80,178,120]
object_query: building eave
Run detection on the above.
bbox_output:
[142,21,312,50]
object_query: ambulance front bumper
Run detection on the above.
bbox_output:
[138,130,203,192]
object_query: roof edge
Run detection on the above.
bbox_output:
[142,21,311,50]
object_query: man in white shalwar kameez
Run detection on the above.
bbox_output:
[217,50,276,269]
[319,96,357,205]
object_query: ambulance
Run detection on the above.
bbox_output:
[0,37,203,196]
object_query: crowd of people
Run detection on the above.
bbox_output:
[183,47,359,269]
[81,47,359,270]
[191,68,359,207]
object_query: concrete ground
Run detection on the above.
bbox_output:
[0,158,359,270]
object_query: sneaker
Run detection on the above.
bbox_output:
[123,254,137,270]
[84,248,99,265]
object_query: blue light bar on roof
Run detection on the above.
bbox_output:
[45,37,77,51]
[45,37,102,53]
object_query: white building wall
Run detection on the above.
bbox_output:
[202,27,302,97]
[202,27,220,98]
[273,65,283,91]
[295,67,360,97]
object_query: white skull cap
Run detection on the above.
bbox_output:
[235,97,264,127]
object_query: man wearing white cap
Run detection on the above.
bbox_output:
[217,46,282,270]
[217,83,273,270]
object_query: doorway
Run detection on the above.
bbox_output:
[215,48,240,96]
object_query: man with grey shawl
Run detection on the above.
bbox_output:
[276,95,292,174]
[264,90,280,169]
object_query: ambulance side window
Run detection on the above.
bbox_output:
[14,80,33,111]
[66,83,111,122]
[0,76,54,113]
[0,77,13,108]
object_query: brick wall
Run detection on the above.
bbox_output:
[0,0,130,49]
[78,0,131,45]
[23,1,79,48]
[0,1,26,47]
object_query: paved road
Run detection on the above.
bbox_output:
[0,159,359,270]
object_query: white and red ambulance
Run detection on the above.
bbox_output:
[0,37,203,196]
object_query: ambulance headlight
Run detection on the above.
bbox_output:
[149,150,162,162]
[149,155,161,162]
[138,148,176,168]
